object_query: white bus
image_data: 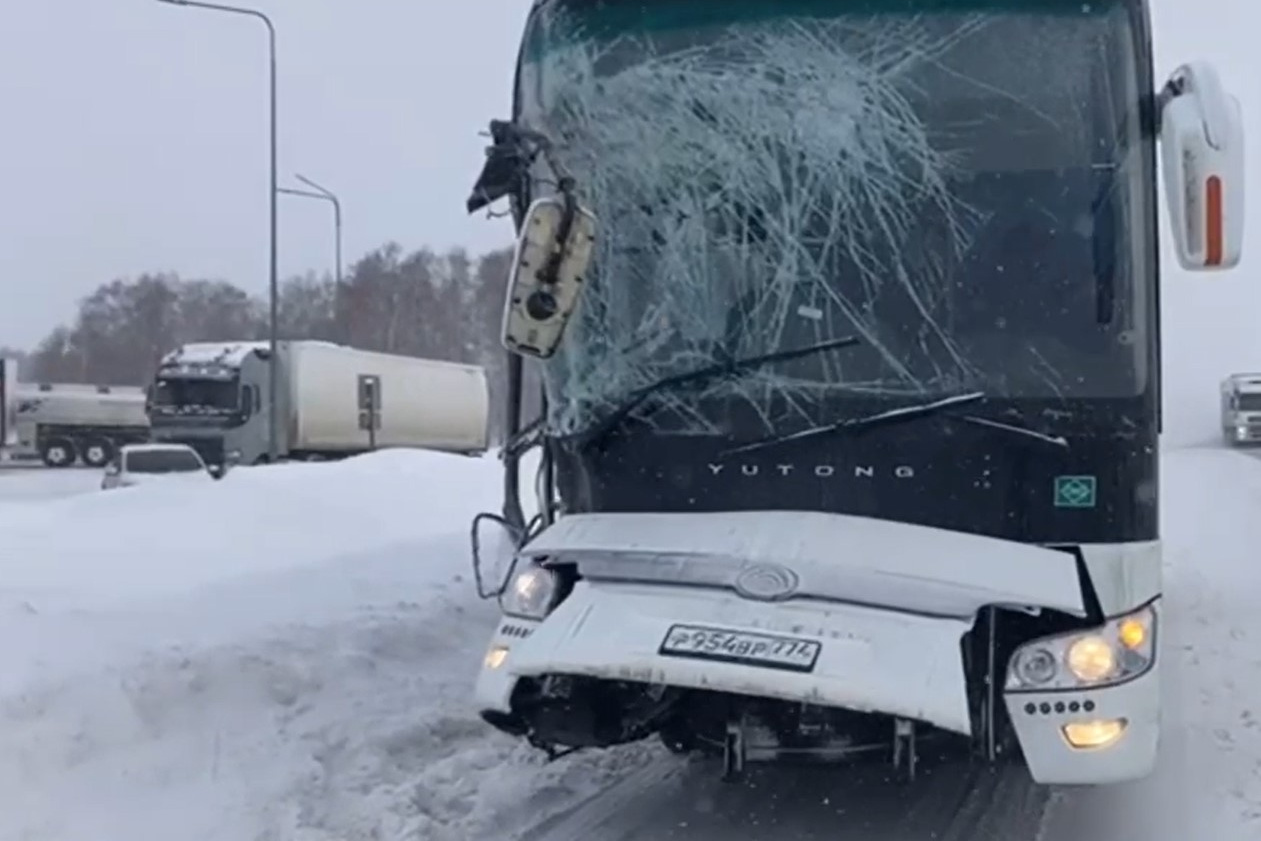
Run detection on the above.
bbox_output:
[463,0,1242,791]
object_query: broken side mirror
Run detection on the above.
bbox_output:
[1159,61,1244,270]
[470,511,524,598]
[501,196,597,359]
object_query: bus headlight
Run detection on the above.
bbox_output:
[1006,604,1156,692]
[1066,635,1116,682]
[500,562,559,620]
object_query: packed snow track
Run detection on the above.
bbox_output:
[1,446,1260,840]
[519,758,1046,841]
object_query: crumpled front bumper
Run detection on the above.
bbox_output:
[476,579,976,735]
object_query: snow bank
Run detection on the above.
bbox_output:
[0,449,499,602]
[0,447,654,841]
[0,467,100,506]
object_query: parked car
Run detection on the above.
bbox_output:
[101,442,221,490]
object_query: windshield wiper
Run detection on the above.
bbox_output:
[573,335,862,452]
[723,392,1069,456]
[951,413,1070,449]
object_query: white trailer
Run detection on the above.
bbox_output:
[0,359,150,467]
[148,340,489,465]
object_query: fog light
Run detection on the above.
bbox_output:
[1062,718,1127,749]
[484,645,509,669]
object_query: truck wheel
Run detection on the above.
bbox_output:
[40,438,77,468]
[80,438,114,468]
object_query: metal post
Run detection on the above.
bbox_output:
[294,174,342,289]
[155,0,279,462]
[278,175,342,305]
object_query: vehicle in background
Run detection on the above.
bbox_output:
[1219,373,1261,446]
[0,358,14,455]
[0,360,150,467]
[146,340,490,466]
[463,0,1242,792]
[101,442,216,490]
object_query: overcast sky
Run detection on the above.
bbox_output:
[1,0,528,348]
[1,0,1255,363]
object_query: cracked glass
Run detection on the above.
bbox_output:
[516,0,1151,438]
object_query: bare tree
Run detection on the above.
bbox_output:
[21,243,518,412]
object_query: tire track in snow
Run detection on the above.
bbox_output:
[0,569,659,841]
[518,747,1049,841]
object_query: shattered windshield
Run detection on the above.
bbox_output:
[151,376,240,415]
[517,0,1151,438]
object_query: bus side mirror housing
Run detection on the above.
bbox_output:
[501,196,597,359]
[1159,61,1244,271]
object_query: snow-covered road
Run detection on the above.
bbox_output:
[0,453,660,841]
[0,445,1259,840]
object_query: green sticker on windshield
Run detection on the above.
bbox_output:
[1053,475,1097,508]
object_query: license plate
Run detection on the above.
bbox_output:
[658,624,821,672]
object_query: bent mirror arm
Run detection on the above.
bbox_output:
[467,119,531,215]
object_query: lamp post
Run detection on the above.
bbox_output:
[278,174,342,287]
[156,0,280,463]
[279,175,344,343]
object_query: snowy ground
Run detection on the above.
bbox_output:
[0,464,101,503]
[1,444,1260,841]
[0,452,664,841]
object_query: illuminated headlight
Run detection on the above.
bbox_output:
[1236,425,1248,438]
[500,562,559,620]
[1006,604,1156,692]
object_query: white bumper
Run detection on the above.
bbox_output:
[474,511,1160,787]
[477,579,976,734]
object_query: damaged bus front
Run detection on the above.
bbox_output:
[463,0,1243,786]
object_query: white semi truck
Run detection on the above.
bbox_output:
[1219,373,1261,446]
[146,340,489,465]
[462,0,1243,800]
[0,359,150,467]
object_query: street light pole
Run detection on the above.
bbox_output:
[156,0,280,463]
[278,176,341,287]
[294,175,341,291]
[278,175,344,343]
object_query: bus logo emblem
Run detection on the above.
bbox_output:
[1054,475,1097,508]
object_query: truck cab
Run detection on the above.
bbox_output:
[464,0,1242,788]
[147,342,272,466]
[1220,374,1261,446]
